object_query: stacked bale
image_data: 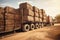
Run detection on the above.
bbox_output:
[0,7,4,32]
[38,9,43,22]
[4,6,15,32]
[33,6,39,22]
[46,16,54,25]
[43,12,47,23]
[46,16,53,23]
[43,14,47,23]
[19,2,33,10]
[14,9,21,30]
[19,2,34,22]
[38,9,42,18]
[40,9,47,23]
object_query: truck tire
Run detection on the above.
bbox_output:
[35,23,39,29]
[39,24,41,28]
[39,23,42,28]
[30,24,35,30]
[22,24,30,32]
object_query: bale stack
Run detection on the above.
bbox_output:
[46,16,54,25]
[4,6,15,31]
[43,11,47,23]
[40,9,47,23]
[47,16,53,23]
[14,9,21,30]
[19,2,34,22]
[38,9,43,22]
[43,13,47,23]
[33,6,39,22]
[0,7,4,32]
[19,2,33,10]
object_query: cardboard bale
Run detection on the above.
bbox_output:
[6,20,14,25]
[43,16,47,22]
[40,9,45,13]
[39,18,42,22]
[43,20,47,22]
[34,17,39,22]
[33,6,39,12]
[0,7,4,20]
[0,7,4,13]
[19,2,33,10]
[34,12,39,17]
[5,19,14,32]
[40,9,45,17]
[40,14,42,18]
[47,16,53,22]
[14,9,22,20]
[0,26,4,32]
[0,7,4,32]
[23,9,34,16]
[43,16,47,19]
[0,13,4,20]
[5,24,14,32]
[43,14,47,17]
[38,9,41,13]
[39,13,42,18]
[18,8,23,16]
[5,13,14,20]
[0,20,4,32]
[0,20,4,25]
[14,14,21,20]
[14,9,21,15]
[23,16,34,22]
[4,6,16,13]
[38,9,43,18]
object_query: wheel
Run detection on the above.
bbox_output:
[30,24,35,30]
[39,23,42,28]
[41,23,44,27]
[22,24,30,32]
[35,23,39,29]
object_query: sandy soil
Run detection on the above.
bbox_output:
[0,25,60,40]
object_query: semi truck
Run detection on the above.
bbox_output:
[0,2,53,34]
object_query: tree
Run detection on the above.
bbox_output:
[55,14,60,23]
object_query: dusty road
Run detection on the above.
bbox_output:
[0,25,60,40]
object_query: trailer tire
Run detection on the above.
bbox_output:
[35,23,39,29]
[39,23,42,28]
[22,24,30,32]
[30,24,35,30]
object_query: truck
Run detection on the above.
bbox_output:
[0,2,54,34]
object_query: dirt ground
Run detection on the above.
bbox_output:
[0,25,60,40]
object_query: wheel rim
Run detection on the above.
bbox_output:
[25,24,30,31]
[30,24,35,30]
[35,24,39,29]
[22,24,30,32]
[26,26,29,29]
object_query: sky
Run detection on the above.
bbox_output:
[0,0,60,18]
